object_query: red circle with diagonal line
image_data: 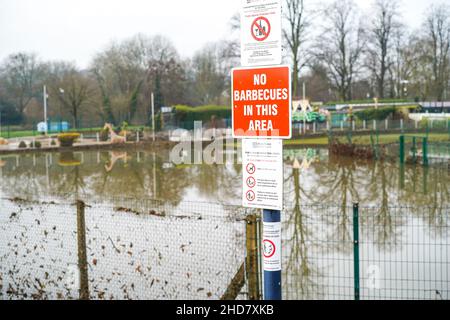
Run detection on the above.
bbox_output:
[251,16,271,42]
[263,239,276,258]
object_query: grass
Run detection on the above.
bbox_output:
[286,133,450,146]
[0,130,36,139]
[0,125,148,139]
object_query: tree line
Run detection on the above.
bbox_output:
[0,0,449,127]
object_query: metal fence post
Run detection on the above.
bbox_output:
[422,137,428,167]
[246,214,260,300]
[399,135,405,164]
[353,203,360,301]
[263,209,282,300]
[76,200,89,300]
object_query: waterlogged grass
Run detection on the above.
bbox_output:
[0,130,36,139]
[286,133,450,146]
[0,126,147,139]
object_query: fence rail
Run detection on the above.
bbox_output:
[0,196,449,300]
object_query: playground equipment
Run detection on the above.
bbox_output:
[0,137,9,145]
[103,123,126,144]
[105,151,130,172]
[292,100,327,123]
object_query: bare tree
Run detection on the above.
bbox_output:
[315,0,366,101]
[51,67,99,128]
[366,0,401,99]
[91,34,185,124]
[283,0,310,98]
[424,4,450,101]
[0,52,43,117]
[188,42,233,106]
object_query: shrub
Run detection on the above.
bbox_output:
[57,133,80,147]
[354,106,395,121]
[174,105,231,123]
[51,139,57,146]
[18,141,27,149]
[29,141,42,148]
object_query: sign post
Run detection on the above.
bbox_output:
[237,0,286,301]
[263,209,282,300]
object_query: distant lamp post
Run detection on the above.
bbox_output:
[43,85,49,135]
[400,80,409,99]
[59,88,65,132]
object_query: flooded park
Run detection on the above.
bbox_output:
[0,145,448,300]
[2,0,450,305]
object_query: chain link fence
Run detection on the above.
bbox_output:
[0,196,248,300]
[1,196,449,300]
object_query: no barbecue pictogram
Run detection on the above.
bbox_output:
[251,16,271,42]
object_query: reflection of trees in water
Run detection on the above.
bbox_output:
[306,157,362,251]
[282,166,325,299]
[397,164,449,237]
[422,167,449,238]
[191,163,241,202]
[362,160,405,252]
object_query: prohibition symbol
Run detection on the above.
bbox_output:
[251,16,271,42]
[246,163,256,174]
[246,190,256,202]
[263,239,276,258]
[246,176,256,188]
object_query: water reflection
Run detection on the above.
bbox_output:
[0,147,449,300]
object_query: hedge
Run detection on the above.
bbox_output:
[354,106,396,121]
[174,105,231,123]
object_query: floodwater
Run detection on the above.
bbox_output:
[0,146,449,300]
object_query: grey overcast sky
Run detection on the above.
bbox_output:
[0,0,444,68]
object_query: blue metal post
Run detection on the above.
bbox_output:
[263,209,282,300]
[353,203,360,300]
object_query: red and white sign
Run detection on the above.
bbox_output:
[241,0,282,66]
[232,65,291,139]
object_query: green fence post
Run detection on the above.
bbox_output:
[399,163,405,190]
[353,202,360,301]
[423,165,429,195]
[399,135,405,164]
[422,137,428,167]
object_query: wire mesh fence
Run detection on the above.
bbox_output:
[0,196,449,300]
[0,196,248,300]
